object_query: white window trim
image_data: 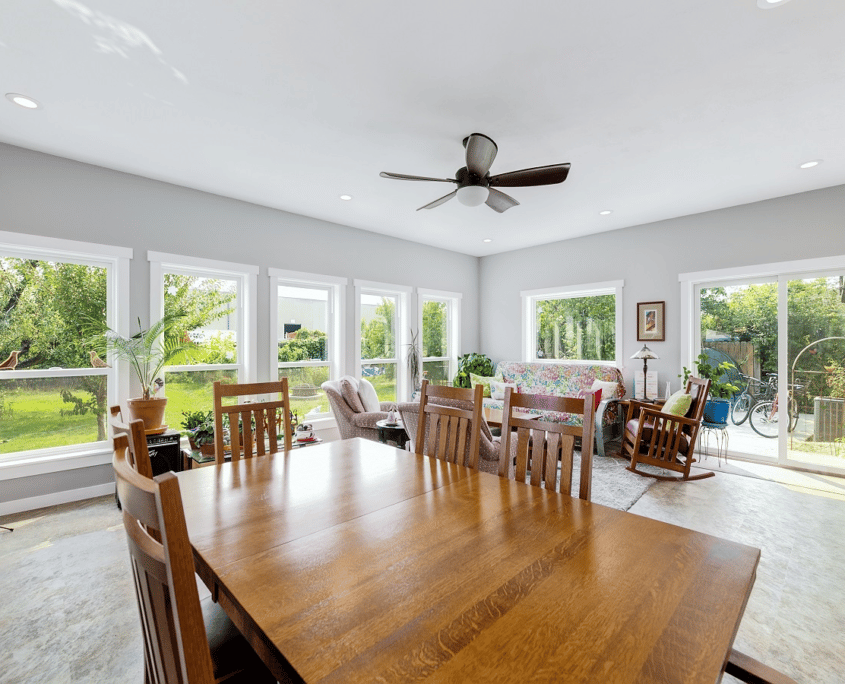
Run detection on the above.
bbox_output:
[149,251,258,384]
[521,280,624,367]
[417,288,462,387]
[268,268,347,416]
[0,231,131,475]
[354,279,412,401]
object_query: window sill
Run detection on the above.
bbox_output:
[0,445,113,480]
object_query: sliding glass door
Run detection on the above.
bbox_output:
[691,265,845,475]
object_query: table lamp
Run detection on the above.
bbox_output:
[631,344,659,401]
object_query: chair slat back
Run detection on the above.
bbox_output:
[498,389,597,501]
[113,436,215,684]
[414,381,484,469]
[213,379,291,464]
[110,405,153,479]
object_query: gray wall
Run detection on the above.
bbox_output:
[479,183,845,396]
[0,142,481,508]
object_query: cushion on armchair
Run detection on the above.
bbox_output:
[357,377,381,412]
[340,379,365,413]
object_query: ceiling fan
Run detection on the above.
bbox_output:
[380,133,570,213]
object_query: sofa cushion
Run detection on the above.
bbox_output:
[490,380,517,401]
[340,379,365,413]
[357,377,381,412]
[470,372,502,398]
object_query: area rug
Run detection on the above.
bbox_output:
[570,453,657,511]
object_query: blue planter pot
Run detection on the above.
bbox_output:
[703,397,730,426]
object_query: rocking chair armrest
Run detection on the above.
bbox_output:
[624,399,659,423]
[637,406,700,429]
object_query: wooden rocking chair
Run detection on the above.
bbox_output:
[621,376,713,481]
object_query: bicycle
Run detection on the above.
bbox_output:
[748,384,802,438]
[730,373,777,426]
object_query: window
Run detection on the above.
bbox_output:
[269,269,345,420]
[418,289,461,387]
[149,252,257,428]
[355,280,412,403]
[522,281,623,366]
[0,231,131,460]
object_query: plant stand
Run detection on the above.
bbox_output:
[699,421,729,467]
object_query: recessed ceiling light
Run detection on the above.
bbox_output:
[5,93,40,109]
[482,238,492,243]
[799,160,822,169]
[757,0,792,8]
[339,194,352,201]
[599,210,613,216]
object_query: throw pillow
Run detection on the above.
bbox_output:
[490,380,517,401]
[662,390,693,417]
[590,379,619,401]
[470,372,503,398]
[578,388,603,410]
[357,377,381,413]
[340,379,365,413]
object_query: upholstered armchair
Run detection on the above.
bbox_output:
[397,396,502,475]
[322,377,393,442]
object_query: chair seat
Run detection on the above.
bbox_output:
[203,598,278,683]
[351,411,390,429]
[625,418,691,455]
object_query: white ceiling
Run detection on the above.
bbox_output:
[2,0,844,256]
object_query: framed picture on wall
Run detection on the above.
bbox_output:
[637,301,665,341]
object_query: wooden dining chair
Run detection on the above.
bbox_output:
[113,436,279,684]
[110,405,153,479]
[726,649,798,684]
[497,388,597,501]
[213,379,291,464]
[622,376,713,481]
[414,380,484,469]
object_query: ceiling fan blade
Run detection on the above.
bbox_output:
[416,190,457,211]
[485,188,520,213]
[380,171,457,183]
[488,163,570,187]
[464,133,498,177]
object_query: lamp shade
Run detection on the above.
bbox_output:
[631,344,658,360]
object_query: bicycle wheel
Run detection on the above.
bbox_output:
[730,393,752,425]
[749,401,779,438]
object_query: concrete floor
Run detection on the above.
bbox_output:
[1,459,843,683]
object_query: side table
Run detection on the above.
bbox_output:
[182,436,324,469]
[376,419,409,450]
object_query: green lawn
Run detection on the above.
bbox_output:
[0,374,401,455]
[0,387,101,453]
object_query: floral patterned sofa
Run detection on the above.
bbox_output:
[484,362,625,458]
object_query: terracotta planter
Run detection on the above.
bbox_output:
[199,443,215,457]
[127,397,167,431]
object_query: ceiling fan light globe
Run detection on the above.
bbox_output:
[457,185,489,207]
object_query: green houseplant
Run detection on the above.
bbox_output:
[95,313,197,430]
[453,353,495,389]
[681,351,740,426]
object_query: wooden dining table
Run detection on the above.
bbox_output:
[177,438,760,683]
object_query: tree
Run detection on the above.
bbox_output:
[422,301,446,358]
[278,328,327,362]
[535,295,615,361]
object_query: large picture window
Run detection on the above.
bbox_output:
[0,233,130,459]
[149,252,257,428]
[522,281,623,366]
[270,269,345,420]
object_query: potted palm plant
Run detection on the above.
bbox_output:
[681,352,740,426]
[96,313,196,431]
